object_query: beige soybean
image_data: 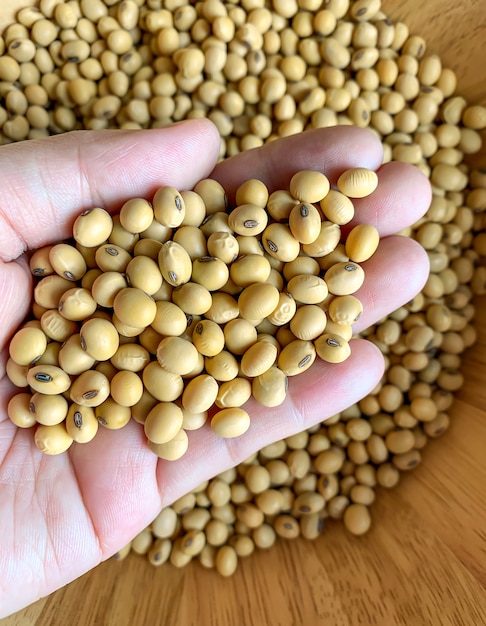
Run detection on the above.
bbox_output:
[325,262,365,295]
[58,287,97,321]
[29,392,68,426]
[79,318,119,361]
[337,168,379,198]
[58,334,96,375]
[204,293,239,324]
[211,407,251,438]
[345,224,380,263]
[174,226,208,261]
[144,402,184,444]
[314,333,351,363]
[113,287,157,328]
[119,197,154,234]
[9,326,47,366]
[153,186,186,228]
[267,292,297,326]
[288,203,323,245]
[91,271,127,308]
[143,361,184,402]
[205,350,239,382]
[283,257,320,281]
[27,364,71,395]
[240,341,278,378]
[215,545,238,577]
[266,190,299,222]
[191,256,230,292]
[156,337,200,375]
[286,274,328,304]
[125,256,163,296]
[7,393,37,429]
[192,320,225,357]
[34,422,73,455]
[65,404,99,443]
[278,339,316,376]
[133,239,163,261]
[302,221,341,258]
[158,241,192,287]
[290,305,327,341]
[34,275,74,309]
[182,374,219,413]
[182,408,208,431]
[230,254,271,287]
[262,223,300,262]
[216,378,252,408]
[30,246,54,278]
[238,283,280,321]
[200,212,232,238]
[70,370,110,407]
[33,341,61,367]
[110,371,144,407]
[235,179,269,208]
[95,244,132,273]
[152,301,189,336]
[343,503,371,535]
[95,398,131,430]
[228,204,268,236]
[385,429,415,454]
[206,231,239,264]
[329,295,364,325]
[171,282,213,316]
[289,170,331,203]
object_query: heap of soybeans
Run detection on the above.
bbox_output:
[1,0,485,577]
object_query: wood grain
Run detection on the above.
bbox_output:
[1,1,485,625]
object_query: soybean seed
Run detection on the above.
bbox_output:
[65,403,99,443]
[144,402,184,444]
[211,407,251,438]
[337,167,379,198]
[9,326,47,366]
[314,333,351,363]
[69,370,110,407]
[34,422,73,455]
[325,262,365,296]
[7,393,37,429]
[27,364,71,395]
[288,202,322,245]
[345,224,380,262]
[73,207,113,247]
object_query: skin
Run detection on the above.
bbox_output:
[0,119,430,617]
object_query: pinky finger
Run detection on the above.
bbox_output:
[353,235,430,334]
[156,340,384,504]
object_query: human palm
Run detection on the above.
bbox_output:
[0,120,430,617]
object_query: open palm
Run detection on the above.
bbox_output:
[0,120,430,617]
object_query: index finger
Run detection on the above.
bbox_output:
[212,125,384,202]
[212,126,431,236]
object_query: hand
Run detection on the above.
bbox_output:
[0,120,430,617]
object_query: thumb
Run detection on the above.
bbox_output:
[0,119,221,262]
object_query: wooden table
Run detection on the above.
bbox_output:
[1,1,485,624]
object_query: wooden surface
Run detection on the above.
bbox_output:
[1,1,486,625]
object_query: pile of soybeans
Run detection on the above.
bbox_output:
[1,0,485,577]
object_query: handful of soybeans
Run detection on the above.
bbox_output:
[6,166,380,460]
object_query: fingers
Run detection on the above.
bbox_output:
[0,119,221,262]
[0,258,32,358]
[353,235,430,334]
[349,160,432,236]
[212,126,384,204]
[156,339,384,505]
[69,420,161,554]
[212,126,431,236]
